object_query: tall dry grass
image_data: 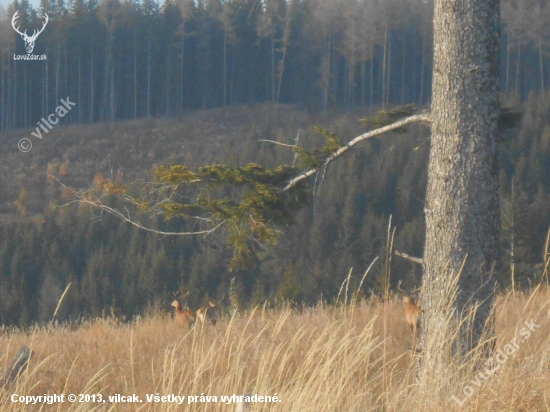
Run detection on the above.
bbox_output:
[0,288,549,411]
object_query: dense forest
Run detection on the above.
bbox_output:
[1,0,550,327]
[0,0,549,131]
[0,93,549,327]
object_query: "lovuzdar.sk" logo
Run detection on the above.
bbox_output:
[12,10,48,60]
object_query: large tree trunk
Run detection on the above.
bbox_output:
[418,0,500,379]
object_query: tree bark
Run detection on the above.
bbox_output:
[419,0,500,379]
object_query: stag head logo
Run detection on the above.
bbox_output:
[11,11,49,54]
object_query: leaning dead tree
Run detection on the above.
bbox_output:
[0,345,32,388]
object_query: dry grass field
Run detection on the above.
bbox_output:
[0,288,549,411]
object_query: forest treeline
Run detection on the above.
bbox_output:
[0,94,550,327]
[0,0,549,132]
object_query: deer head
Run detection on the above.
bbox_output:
[12,11,49,54]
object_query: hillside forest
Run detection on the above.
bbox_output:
[0,93,548,327]
[0,0,549,327]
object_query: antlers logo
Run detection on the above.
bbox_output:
[12,11,49,54]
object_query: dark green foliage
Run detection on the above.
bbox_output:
[359,104,416,132]
[499,107,523,131]
[2,95,550,326]
[312,127,344,155]
[104,106,414,270]
[292,147,322,169]
[0,209,199,325]
[277,263,301,302]
[290,127,345,169]
[153,162,311,269]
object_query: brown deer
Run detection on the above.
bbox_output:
[404,296,422,343]
[171,300,196,329]
[196,301,218,326]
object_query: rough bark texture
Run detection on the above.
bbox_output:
[419,0,500,377]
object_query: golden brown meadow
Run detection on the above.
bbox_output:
[1,289,550,411]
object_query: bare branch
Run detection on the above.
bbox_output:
[283,113,431,191]
[73,196,225,236]
[394,250,424,265]
[292,129,301,166]
[51,175,225,237]
[259,139,297,148]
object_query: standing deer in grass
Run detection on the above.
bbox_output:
[171,293,196,329]
[196,301,219,326]
[404,296,422,347]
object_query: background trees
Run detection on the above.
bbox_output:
[0,0,548,131]
[1,0,550,327]
[0,95,548,327]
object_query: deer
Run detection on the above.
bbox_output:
[12,11,49,54]
[196,301,219,326]
[197,298,223,326]
[404,296,422,347]
[198,295,224,326]
[171,299,196,329]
